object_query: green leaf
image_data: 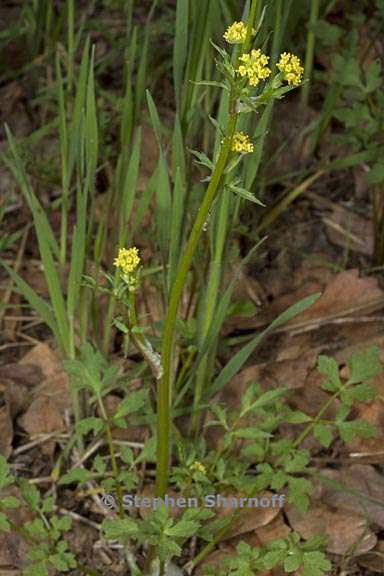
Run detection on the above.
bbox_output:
[310,20,343,45]
[347,383,377,402]
[314,423,334,448]
[24,519,49,539]
[284,450,310,473]
[189,148,214,170]
[285,411,312,424]
[102,518,139,539]
[23,561,48,576]
[0,455,14,489]
[0,512,11,531]
[76,417,104,436]
[232,428,272,440]
[263,548,287,569]
[51,515,72,532]
[49,551,77,571]
[229,184,266,206]
[284,552,302,572]
[302,551,332,576]
[0,495,20,509]
[243,387,289,415]
[365,162,384,185]
[93,454,106,474]
[41,496,55,514]
[135,435,157,464]
[287,477,313,514]
[317,355,340,392]
[365,59,382,93]
[58,468,93,486]
[119,445,134,465]
[113,389,148,419]
[191,79,229,90]
[347,346,381,384]
[165,519,200,538]
[19,479,40,512]
[338,419,377,443]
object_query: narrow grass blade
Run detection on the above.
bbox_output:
[3,126,60,260]
[85,44,98,193]
[256,170,325,234]
[4,125,70,355]
[130,169,157,239]
[118,128,142,246]
[173,0,189,107]
[56,51,70,265]
[0,262,62,347]
[68,37,90,180]
[175,240,265,407]
[168,168,184,290]
[172,113,186,185]
[120,26,137,147]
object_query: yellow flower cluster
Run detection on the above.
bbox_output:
[237,49,271,86]
[231,131,254,154]
[113,247,140,275]
[223,21,255,44]
[190,461,207,474]
[276,52,304,85]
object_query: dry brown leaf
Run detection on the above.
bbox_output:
[243,514,291,547]
[357,539,384,573]
[286,501,377,555]
[0,363,43,388]
[315,465,384,529]
[286,269,384,325]
[212,490,281,540]
[20,343,61,378]
[0,404,13,458]
[17,346,71,456]
[323,206,373,256]
[235,269,384,336]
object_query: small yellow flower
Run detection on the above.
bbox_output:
[223,21,255,44]
[190,461,207,475]
[231,131,254,154]
[276,52,304,85]
[113,247,140,275]
[237,49,271,86]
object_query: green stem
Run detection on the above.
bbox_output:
[97,397,124,518]
[156,108,238,498]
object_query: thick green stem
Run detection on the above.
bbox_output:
[156,109,238,498]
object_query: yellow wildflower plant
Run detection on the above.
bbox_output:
[113,247,140,276]
[231,131,254,154]
[190,461,207,475]
[237,49,271,86]
[223,21,255,44]
[276,52,304,86]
